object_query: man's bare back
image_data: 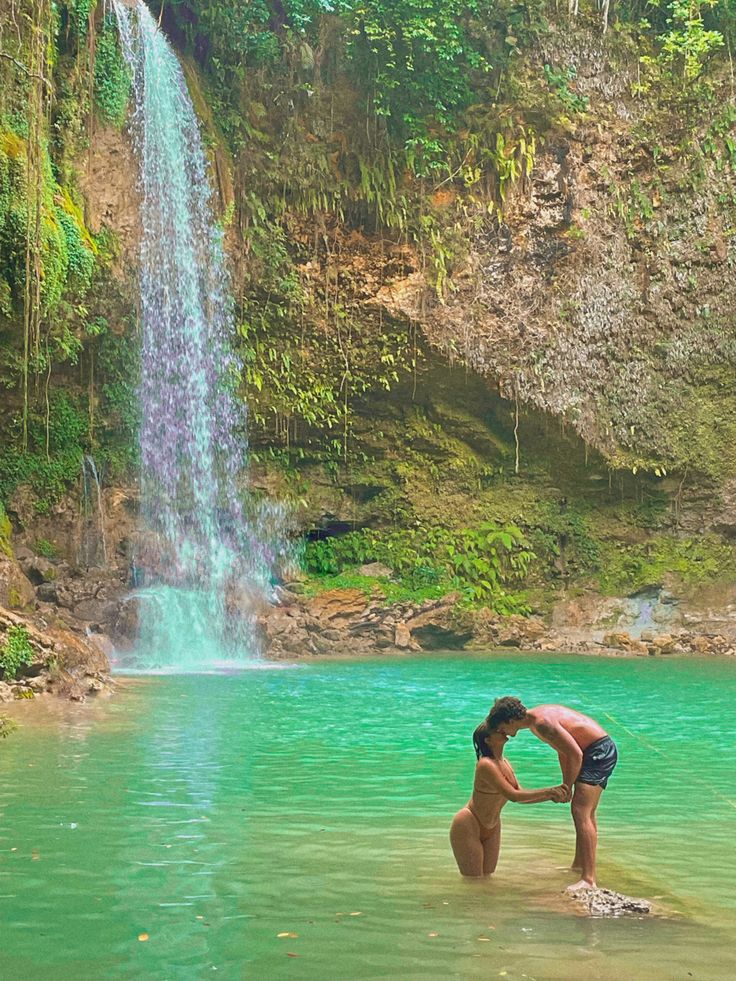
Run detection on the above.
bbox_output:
[526,705,607,752]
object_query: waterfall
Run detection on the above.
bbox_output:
[112,0,283,669]
[79,455,108,568]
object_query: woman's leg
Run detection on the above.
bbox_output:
[450,808,485,877]
[482,820,502,875]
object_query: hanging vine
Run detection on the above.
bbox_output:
[21,0,53,450]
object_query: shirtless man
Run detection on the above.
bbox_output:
[449,719,567,877]
[487,696,618,891]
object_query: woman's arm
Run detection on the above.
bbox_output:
[512,785,567,804]
[478,759,565,804]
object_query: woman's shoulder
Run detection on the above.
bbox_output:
[475,756,503,777]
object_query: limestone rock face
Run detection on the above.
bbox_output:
[0,556,36,611]
[468,610,548,650]
[0,605,112,700]
[18,556,58,585]
[358,562,393,578]
[308,588,371,621]
[393,622,412,648]
[602,632,649,655]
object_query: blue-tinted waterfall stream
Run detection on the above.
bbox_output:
[112,0,282,669]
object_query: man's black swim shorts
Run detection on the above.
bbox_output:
[577,735,618,789]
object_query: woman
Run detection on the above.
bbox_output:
[450,719,567,877]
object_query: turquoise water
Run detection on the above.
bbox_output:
[1,653,735,980]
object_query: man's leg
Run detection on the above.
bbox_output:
[567,782,603,890]
[571,806,597,869]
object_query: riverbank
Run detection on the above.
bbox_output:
[261,581,736,661]
[3,570,736,702]
[3,525,736,702]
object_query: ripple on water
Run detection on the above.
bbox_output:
[0,653,735,981]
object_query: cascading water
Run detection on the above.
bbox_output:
[79,455,108,568]
[112,0,284,669]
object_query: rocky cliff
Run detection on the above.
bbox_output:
[2,3,736,682]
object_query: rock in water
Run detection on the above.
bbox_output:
[567,887,651,917]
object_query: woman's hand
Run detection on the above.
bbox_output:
[547,784,569,803]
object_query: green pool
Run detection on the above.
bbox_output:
[1,653,734,980]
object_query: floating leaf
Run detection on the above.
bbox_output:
[428,931,439,937]
[138,933,149,942]
[277,932,298,938]
[349,912,362,916]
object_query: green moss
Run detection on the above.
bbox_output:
[34,538,56,558]
[0,393,88,509]
[0,502,12,557]
[0,125,99,324]
[94,17,131,128]
[301,570,452,605]
[598,535,736,595]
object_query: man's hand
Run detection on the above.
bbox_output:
[559,783,573,803]
[549,784,569,803]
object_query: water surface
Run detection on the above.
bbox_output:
[1,653,734,980]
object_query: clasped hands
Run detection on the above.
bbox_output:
[548,783,572,803]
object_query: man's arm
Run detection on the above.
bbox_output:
[478,760,565,804]
[532,719,583,798]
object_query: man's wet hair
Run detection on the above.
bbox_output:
[487,696,527,729]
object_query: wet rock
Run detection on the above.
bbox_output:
[0,604,111,700]
[112,596,140,644]
[86,632,116,660]
[73,599,120,624]
[406,598,473,650]
[306,634,333,655]
[36,582,59,604]
[19,556,57,585]
[358,562,393,578]
[55,579,95,611]
[602,631,648,655]
[689,634,712,653]
[649,633,676,654]
[0,556,36,610]
[468,610,547,650]
[307,588,369,621]
[394,622,412,648]
[7,485,37,530]
[567,887,651,917]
